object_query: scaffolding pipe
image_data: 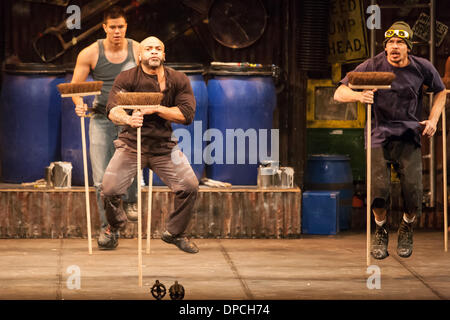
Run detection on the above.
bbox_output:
[429,0,436,207]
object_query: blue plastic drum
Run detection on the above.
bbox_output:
[304,155,354,230]
[206,64,276,185]
[145,63,208,186]
[60,66,94,186]
[0,63,65,183]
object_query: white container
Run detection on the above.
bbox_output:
[51,161,72,188]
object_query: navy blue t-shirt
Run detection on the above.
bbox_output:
[340,52,445,147]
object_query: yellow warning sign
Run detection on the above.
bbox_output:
[328,0,369,63]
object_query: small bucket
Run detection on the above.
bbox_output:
[257,160,281,188]
[280,167,294,188]
[51,161,72,188]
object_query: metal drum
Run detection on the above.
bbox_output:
[0,63,65,183]
[206,63,276,185]
[60,66,94,186]
[304,154,353,230]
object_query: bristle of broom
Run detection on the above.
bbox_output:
[115,92,163,105]
[347,72,396,86]
[57,81,103,95]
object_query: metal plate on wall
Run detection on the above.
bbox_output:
[208,0,267,49]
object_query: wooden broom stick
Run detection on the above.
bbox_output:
[146,169,153,254]
[113,91,163,287]
[80,117,93,255]
[443,57,450,251]
[366,103,372,266]
[57,81,103,255]
[348,72,395,266]
[137,125,143,287]
[444,90,449,252]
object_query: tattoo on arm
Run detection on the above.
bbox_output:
[110,108,130,126]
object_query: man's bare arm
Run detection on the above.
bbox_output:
[420,90,447,137]
[334,84,375,104]
[71,45,96,115]
[111,104,185,127]
[109,107,132,126]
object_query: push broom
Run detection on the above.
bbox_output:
[113,91,163,287]
[347,72,396,266]
[57,81,103,255]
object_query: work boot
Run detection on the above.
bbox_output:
[161,231,199,254]
[124,202,138,222]
[397,219,414,258]
[97,225,119,250]
[371,223,389,260]
[103,195,127,231]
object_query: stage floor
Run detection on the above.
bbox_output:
[0,231,449,300]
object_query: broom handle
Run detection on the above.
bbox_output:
[443,104,448,252]
[367,103,372,266]
[137,126,143,287]
[81,117,92,255]
[146,169,153,254]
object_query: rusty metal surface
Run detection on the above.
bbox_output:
[0,186,301,239]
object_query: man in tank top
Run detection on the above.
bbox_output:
[334,21,446,260]
[70,6,140,250]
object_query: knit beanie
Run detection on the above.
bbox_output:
[383,21,413,50]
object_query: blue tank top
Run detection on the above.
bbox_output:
[92,38,136,114]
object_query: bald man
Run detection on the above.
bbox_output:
[101,36,199,253]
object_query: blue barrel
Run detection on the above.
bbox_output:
[60,66,94,186]
[304,155,354,230]
[206,64,276,185]
[0,63,65,183]
[145,63,208,186]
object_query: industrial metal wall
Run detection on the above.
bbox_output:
[0,0,306,187]
[2,0,449,191]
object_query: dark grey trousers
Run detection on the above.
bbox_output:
[101,142,199,235]
[371,139,422,217]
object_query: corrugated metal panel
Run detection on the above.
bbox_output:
[0,187,301,239]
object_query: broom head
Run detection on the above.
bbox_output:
[347,72,396,86]
[57,81,103,96]
[115,92,163,106]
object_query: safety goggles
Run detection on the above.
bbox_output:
[384,29,410,39]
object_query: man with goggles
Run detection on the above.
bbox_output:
[334,21,446,260]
